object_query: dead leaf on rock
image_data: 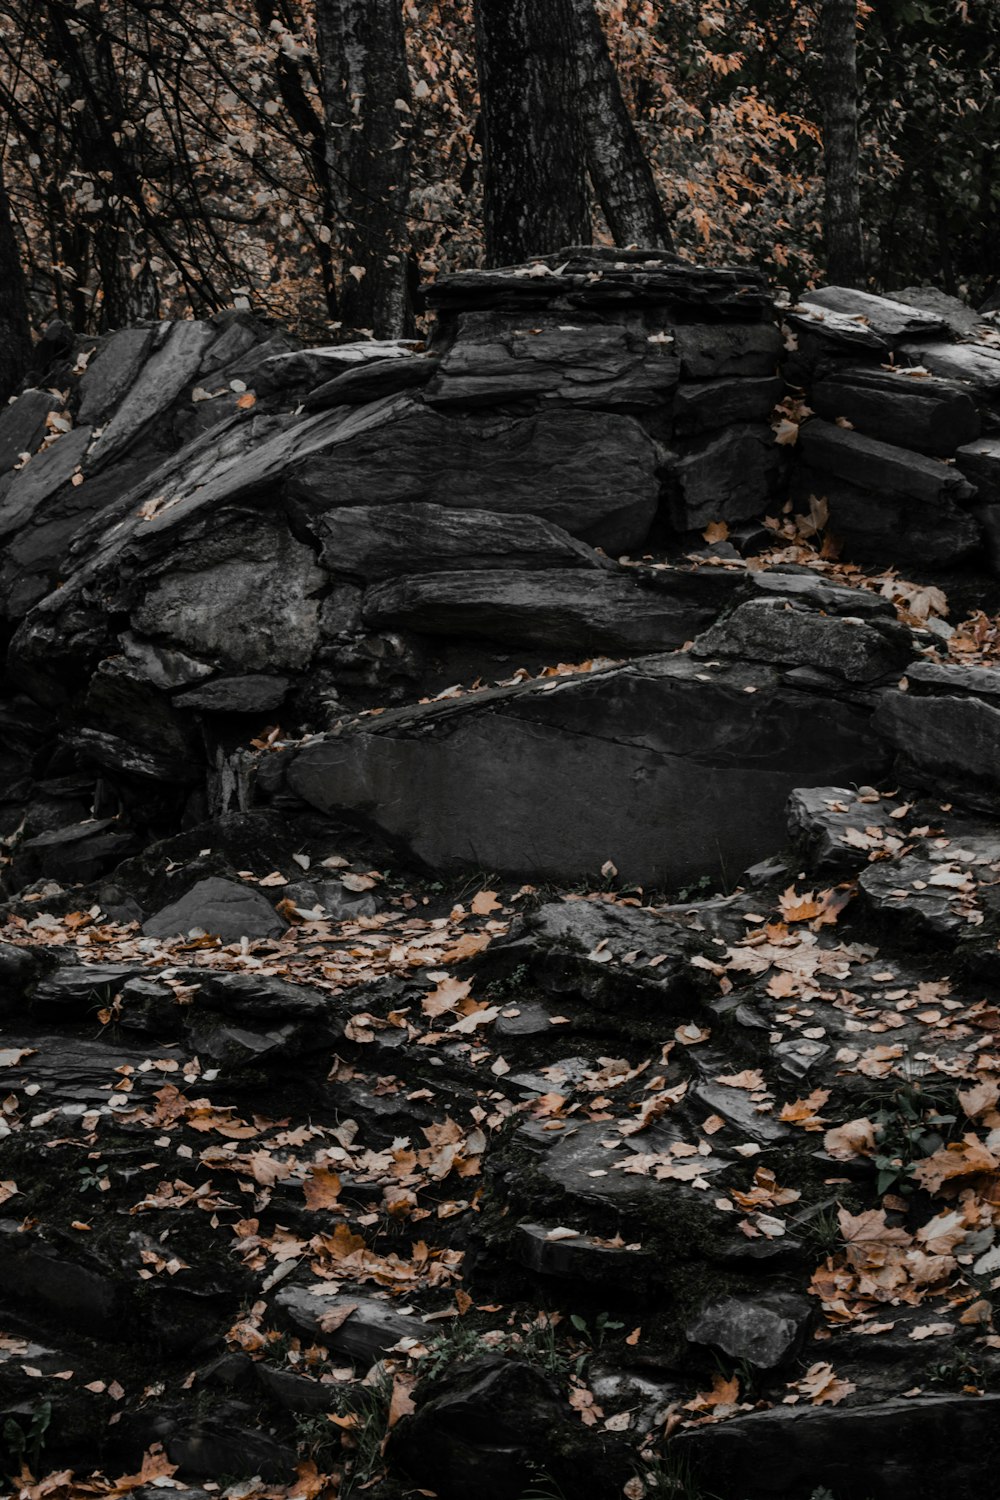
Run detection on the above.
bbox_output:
[303,1167,343,1211]
[792,1362,856,1405]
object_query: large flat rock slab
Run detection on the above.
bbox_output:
[288,398,661,554]
[260,654,888,887]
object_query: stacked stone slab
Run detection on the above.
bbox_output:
[786,284,1000,568]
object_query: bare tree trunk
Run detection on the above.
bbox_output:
[0,168,32,403]
[314,0,412,337]
[567,0,672,250]
[820,0,864,287]
[473,0,590,266]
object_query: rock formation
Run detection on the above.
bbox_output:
[2,251,1000,1499]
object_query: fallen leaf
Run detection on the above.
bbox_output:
[302,1167,342,1211]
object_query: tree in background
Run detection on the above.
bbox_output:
[1,0,999,345]
[819,0,863,287]
[314,0,413,334]
[567,0,672,251]
[0,164,31,401]
[472,0,591,265]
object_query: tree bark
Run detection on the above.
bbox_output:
[566,0,672,251]
[473,0,591,266]
[0,168,32,403]
[314,0,413,337]
[820,0,864,287]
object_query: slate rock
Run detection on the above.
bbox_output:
[87,320,217,468]
[785,304,890,360]
[672,1392,1000,1500]
[0,1219,120,1333]
[389,1356,613,1500]
[904,658,1000,701]
[275,1285,416,1364]
[892,285,985,338]
[666,423,786,530]
[0,424,93,543]
[141,876,286,942]
[361,569,718,653]
[131,517,325,673]
[178,968,340,1025]
[0,942,52,1014]
[790,463,982,569]
[798,420,977,509]
[800,286,948,342]
[116,633,215,692]
[318,501,601,581]
[427,253,772,319]
[305,352,439,409]
[858,854,969,942]
[686,1291,811,1369]
[287,398,661,554]
[898,339,1000,397]
[77,328,156,426]
[746,568,896,618]
[0,389,61,473]
[72,726,200,785]
[956,434,1000,505]
[264,653,887,889]
[425,310,680,409]
[672,375,783,435]
[30,962,150,1015]
[150,1407,295,1483]
[671,322,782,379]
[874,678,1000,806]
[787,786,907,875]
[260,338,420,390]
[0,452,150,619]
[172,674,290,713]
[198,313,272,374]
[513,1223,653,1285]
[690,597,912,683]
[688,1081,789,1144]
[12,818,137,886]
[810,365,980,456]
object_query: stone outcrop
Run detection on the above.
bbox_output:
[3,253,1000,1500]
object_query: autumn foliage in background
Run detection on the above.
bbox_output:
[0,0,998,339]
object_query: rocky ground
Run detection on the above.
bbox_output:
[4,258,1000,1500]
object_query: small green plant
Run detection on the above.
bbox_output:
[519,1466,569,1500]
[634,1452,721,1499]
[487,962,530,1000]
[2,1400,51,1476]
[927,1349,986,1392]
[421,1317,487,1379]
[870,1077,956,1195]
[568,1310,624,1357]
[801,1204,842,1256]
[328,1366,394,1498]
[677,873,716,903]
[77,1161,108,1194]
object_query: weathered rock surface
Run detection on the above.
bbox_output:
[263,653,887,887]
[810,366,980,456]
[318,502,602,580]
[800,286,949,342]
[666,423,787,531]
[690,597,912,683]
[874,661,1000,808]
[288,398,662,554]
[141,876,286,942]
[360,569,716,653]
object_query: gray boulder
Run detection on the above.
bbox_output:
[141,876,286,942]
